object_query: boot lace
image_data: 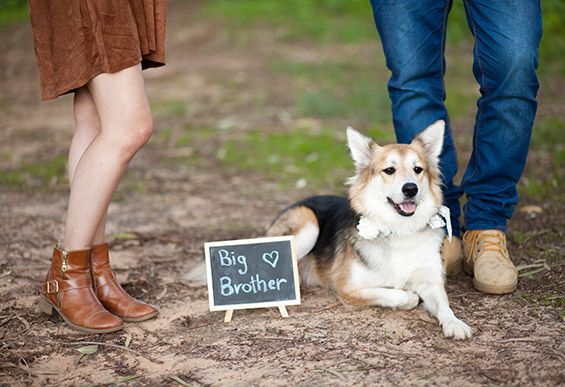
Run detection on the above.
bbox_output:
[465,230,510,263]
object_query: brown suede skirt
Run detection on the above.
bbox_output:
[29,0,167,100]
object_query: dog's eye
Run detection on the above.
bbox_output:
[414,166,423,174]
[383,167,396,175]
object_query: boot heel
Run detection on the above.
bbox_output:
[38,297,53,316]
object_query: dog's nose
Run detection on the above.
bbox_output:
[402,183,418,198]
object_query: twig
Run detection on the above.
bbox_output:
[0,316,13,327]
[16,316,31,331]
[314,368,346,380]
[252,336,298,341]
[18,357,31,380]
[335,365,382,372]
[169,375,190,386]
[312,301,342,313]
[518,267,547,278]
[156,286,168,301]
[499,337,543,343]
[0,363,58,376]
[517,263,546,271]
[65,341,163,364]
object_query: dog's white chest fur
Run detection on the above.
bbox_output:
[351,228,445,290]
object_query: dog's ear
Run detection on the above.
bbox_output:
[413,120,445,165]
[347,127,374,171]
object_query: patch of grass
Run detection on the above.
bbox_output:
[157,127,175,142]
[0,0,28,27]
[297,92,346,119]
[204,0,375,44]
[445,1,473,45]
[531,119,565,149]
[519,119,565,199]
[519,176,560,200]
[272,60,392,125]
[0,155,67,187]
[151,125,220,168]
[154,125,221,147]
[219,127,393,191]
[541,293,565,308]
[150,98,188,119]
[539,0,565,75]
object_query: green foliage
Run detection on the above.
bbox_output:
[218,124,396,190]
[219,128,354,191]
[445,0,473,44]
[272,60,391,125]
[0,0,28,26]
[0,154,67,187]
[204,0,375,43]
[531,119,565,148]
[518,119,565,200]
[150,98,188,118]
[540,0,565,75]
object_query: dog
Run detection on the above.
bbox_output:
[267,120,472,339]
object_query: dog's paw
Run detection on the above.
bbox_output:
[441,317,472,340]
[398,291,420,310]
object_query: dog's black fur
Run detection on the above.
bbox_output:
[272,195,358,265]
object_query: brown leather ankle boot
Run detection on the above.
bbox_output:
[39,246,124,333]
[91,243,158,322]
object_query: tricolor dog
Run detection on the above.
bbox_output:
[268,120,472,339]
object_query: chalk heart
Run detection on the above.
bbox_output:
[262,250,279,268]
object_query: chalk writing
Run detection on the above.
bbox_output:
[205,236,301,311]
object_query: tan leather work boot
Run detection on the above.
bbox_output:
[91,243,158,322]
[39,246,124,333]
[462,230,517,294]
[441,236,462,276]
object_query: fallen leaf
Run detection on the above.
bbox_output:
[112,232,139,240]
[168,375,190,386]
[125,332,133,348]
[77,344,99,355]
[519,205,543,219]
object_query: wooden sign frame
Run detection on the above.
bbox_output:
[204,236,301,320]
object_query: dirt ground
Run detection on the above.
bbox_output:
[1,2,564,386]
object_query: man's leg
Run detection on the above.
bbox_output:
[461,0,542,294]
[460,0,542,231]
[369,0,462,235]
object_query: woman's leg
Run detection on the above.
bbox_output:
[63,70,158,321]
[69,87,106,245]
[63,64,152,250]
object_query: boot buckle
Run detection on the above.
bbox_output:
[43,280,59,294]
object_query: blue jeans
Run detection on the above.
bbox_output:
[369,0,542,235]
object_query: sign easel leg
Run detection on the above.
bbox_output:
[224,309,234,323]
[278,305,289,318]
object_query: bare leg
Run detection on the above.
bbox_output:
[69,88,106,245]
[63,64,152,250]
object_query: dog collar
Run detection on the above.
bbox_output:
[429,206,452,241]
[357,206,452,241]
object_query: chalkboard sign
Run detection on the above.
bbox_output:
[204,236,301,312]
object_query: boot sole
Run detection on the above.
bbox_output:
[473,279,517,295]
[119,310,159,323]
[39,296,124,334]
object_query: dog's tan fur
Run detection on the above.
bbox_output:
[268,121,472,339]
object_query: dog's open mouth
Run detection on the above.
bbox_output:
[387,197,417,217]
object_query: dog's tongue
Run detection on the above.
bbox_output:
[399,201,416,215]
